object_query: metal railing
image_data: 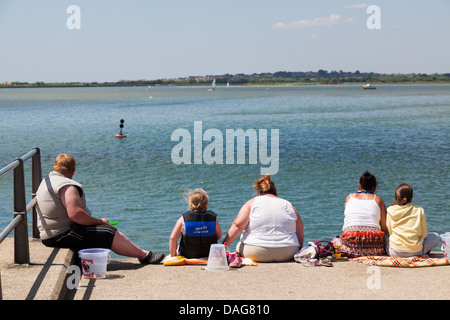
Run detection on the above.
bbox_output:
[0,147,42,265]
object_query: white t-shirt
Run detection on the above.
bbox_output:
[240,196,300,247]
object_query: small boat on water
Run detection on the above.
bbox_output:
[363,83,376,89]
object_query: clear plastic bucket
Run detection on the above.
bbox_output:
[205,244,229,272]
[78,248,111,278]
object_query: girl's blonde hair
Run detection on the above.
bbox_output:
[252,174,277,196]
[185,188,208,212]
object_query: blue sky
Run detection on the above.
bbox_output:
[1,0,449,82]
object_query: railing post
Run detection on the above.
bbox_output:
[31,147,42,239]
[13,158,30,264]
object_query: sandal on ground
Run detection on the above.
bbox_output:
[139,252,165,264]
[319,258,333,267]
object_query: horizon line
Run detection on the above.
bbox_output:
[2,70,450,85]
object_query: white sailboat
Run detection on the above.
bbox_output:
[207,78,216,91]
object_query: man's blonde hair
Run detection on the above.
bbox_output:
[53,154,76,175]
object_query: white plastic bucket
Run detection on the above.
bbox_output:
[78,248,111,278]
[441,233,450,259]
[205,244,229,272]
[440,233,450,246]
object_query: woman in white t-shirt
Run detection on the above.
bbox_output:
[223,175,304,262]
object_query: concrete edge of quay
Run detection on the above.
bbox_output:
[0,238,75,300]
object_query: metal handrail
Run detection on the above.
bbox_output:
[0,147,42,263]
[0,198,37,243]
[1,147,42,299]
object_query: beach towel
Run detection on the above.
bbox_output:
[354,255,450,268]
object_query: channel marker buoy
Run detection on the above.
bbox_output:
[115,119,127,138]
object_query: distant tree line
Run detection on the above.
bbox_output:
[2,70,450,88]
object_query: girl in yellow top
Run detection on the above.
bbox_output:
[386,183,439,257]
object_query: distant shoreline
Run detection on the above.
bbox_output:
[2,80,450,89]
[2,70,449,88]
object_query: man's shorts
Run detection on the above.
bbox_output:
[42,223,117,251]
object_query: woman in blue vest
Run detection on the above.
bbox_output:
[169,189,222,258]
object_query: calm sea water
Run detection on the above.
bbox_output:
[1,84,449,255]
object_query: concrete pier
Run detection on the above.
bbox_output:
[1,237,449,301]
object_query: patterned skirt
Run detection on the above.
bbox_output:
[340,226,386,257]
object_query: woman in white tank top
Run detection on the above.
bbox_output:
[343,194,382,230]
[339,171,387,257]
[223,175,304,262]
